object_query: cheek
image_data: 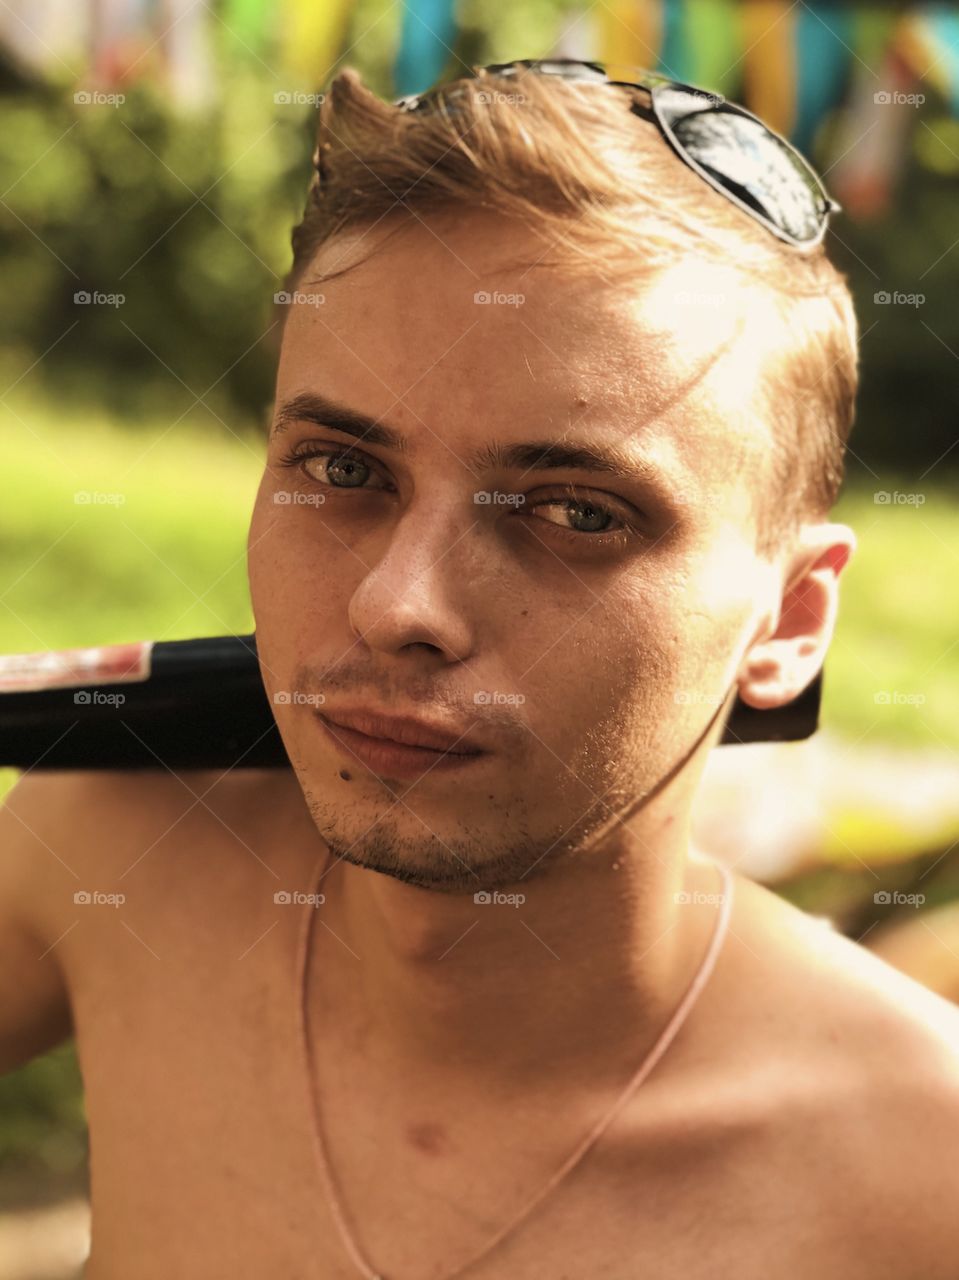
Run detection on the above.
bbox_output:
[249,503,373,669]
[527,556,747,773]
[247,489,300,624]
[248,493,328,662]
[520,581,681,745]
[249,478,338,592]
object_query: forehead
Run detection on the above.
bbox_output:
[278,213,774,492]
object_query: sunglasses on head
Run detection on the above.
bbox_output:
[394,57,841,250]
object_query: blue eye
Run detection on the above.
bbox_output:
[523,486,644,548]
[279,445,391,491]
[531,496,620,534]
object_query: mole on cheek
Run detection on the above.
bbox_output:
[406,1121,450,1156]
[339,770,352,781]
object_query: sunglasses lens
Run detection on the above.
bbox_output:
[395,64,833,246]
[500,59,608,84]
[653,86,828,243]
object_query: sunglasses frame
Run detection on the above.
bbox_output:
[395,57,841,250]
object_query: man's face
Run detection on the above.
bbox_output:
[248,212,785,892]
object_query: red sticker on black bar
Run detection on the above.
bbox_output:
[0,642,154,693]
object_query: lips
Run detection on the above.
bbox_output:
[317,706,484,755]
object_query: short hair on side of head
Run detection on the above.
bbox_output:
[281,66,859,558]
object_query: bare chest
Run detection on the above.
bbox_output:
[72,946,863,1280]
[63,844,880,1280]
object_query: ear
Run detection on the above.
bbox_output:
[737,522,857,711]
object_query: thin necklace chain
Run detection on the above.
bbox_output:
[295,852,734,1280]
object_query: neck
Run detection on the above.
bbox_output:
[311,814,728,1098]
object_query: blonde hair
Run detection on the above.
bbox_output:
[284,66,859,557]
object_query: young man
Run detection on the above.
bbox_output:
[2,61,958,1279]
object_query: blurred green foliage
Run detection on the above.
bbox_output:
[0,1044,86,1188]
[1,35,958,476]
[840,122,959,475]
[0,63,306,428]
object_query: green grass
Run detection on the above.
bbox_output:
[1,402,262,656]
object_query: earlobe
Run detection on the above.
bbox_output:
[737,646,814,711]
[736,521,856,712]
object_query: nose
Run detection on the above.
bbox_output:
[347,499,480,663]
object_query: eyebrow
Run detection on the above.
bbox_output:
[272,391,675,490]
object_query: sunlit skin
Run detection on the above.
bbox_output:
[4,208,959,1280]
[247,210,855,1086]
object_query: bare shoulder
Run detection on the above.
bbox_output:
[1,766,309,953]
[0,768,223,1071]
[4,763,306,844]
[731,868,959,1064]
[728,870,959,1274]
